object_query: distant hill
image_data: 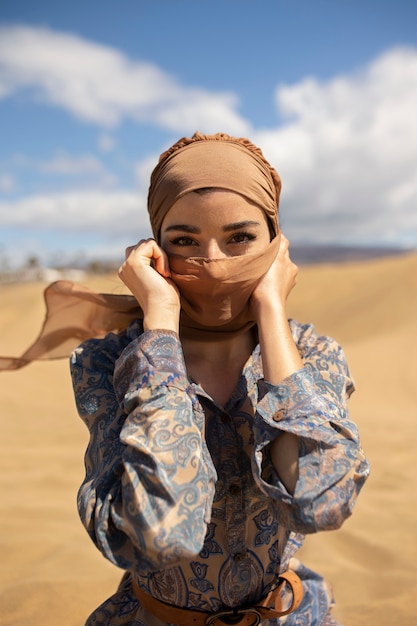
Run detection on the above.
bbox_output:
[290,245,412,266]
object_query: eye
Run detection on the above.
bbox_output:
[170,236,198,247]
[229,232,257,244]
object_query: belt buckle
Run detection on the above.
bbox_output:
[205,607,262,626]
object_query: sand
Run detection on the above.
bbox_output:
[0,253,416,625]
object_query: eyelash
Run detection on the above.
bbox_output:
[231,232,257,244]
[170,236,197,247]
[170,232,257,247]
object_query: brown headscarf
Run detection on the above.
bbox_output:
[0,132,282,370]
[148,131,281,239]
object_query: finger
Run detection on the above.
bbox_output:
[124,239,171,278]
[279,233,290,249]
[124,238,154,260]
[152,245,171,278]
[276,234,290,259]
[124,245,135,260]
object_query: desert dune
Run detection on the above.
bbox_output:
[0,252,416,625]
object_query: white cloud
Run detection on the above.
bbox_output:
[98,133,116,153]
[4,151,119,188]
[135,153,160,189]
[0,174,15,193]
[0,24,416,254]
[0,189,150,238]
[0,187,156,268]
[0,24,250,135]
[253,46,417,246]
[39,153,107,176]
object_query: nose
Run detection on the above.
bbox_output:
[205,239,227,259]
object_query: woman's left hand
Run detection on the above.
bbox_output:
[250,234,298,318]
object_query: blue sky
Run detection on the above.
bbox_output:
[0,0,417,268]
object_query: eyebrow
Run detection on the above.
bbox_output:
[164,220,261,234]
[223,220,261,232]
[164,224,200,234]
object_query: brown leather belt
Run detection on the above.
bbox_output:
[133,569,303,626]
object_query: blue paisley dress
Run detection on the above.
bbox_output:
[70,319,369,625]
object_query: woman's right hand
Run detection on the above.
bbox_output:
[118,239,181,332]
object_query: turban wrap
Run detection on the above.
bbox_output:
[148,131,281,238]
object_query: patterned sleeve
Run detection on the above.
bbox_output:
[252,321,370,534]
[70,328,217,573]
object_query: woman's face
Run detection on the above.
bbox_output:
[160,190,271,259]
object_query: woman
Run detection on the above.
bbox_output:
[70,132,369,625]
